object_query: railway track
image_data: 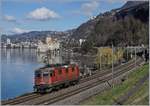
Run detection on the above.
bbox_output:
[21,58,142,105]
[79,58,136,83]
[2,58,142,105]
[1,93,41,105]
[2,59,134,105]
[39,59,143,105]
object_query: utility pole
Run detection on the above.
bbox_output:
[112,44,114,88]
[47,50,50,65]
[127,46,129,61]
[135,47,136,67]
[141,44,145,61]
[99,47,102,71]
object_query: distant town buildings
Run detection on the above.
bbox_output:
[1,36,60,51]
[1,38,38,49]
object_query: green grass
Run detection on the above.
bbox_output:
[124,80,149,105]
[80,64,149,105]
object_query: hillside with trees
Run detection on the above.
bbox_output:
[71,1,149,53]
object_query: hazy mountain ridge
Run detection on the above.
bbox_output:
[1,30,74,43]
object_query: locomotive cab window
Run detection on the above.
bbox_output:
[66,68,68,73]
[49,70,53,77]
[50,73,53,77]
[72,67,74,72]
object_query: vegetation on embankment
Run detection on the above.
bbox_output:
[124,80,149,105]
[80,64,149,105]
[95,47,124,69]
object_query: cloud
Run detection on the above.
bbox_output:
[3,15,16,22]
[107,0,127,4]
[77,0,99,17]
[4,0,90,3]
[11,27,30,34]
[4,0,47,3]
[27,7,60,21]
[0,27,4,31]
[3,0,129,3]
[32,0,46,2]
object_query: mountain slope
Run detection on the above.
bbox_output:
[120,1,148,10]
[72,1,149,47]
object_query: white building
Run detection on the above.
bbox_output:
[37,37,60,53]
[7,38,11,44]
[79,39,85,46]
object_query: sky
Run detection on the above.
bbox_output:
[0,0,127,35]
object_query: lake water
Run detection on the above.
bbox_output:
[1,49,45,100]
[1,48,95,100]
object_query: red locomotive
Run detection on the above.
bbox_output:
[34,64,80,93]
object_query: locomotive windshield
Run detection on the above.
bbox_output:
[43,72,49,77]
